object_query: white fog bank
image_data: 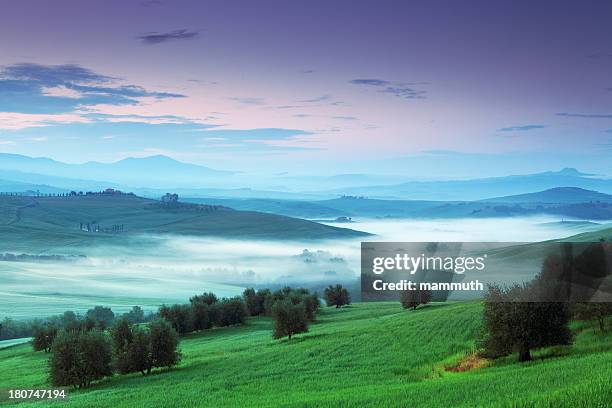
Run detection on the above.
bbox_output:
[1,216,607,319]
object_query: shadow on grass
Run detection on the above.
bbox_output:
[272,331,328,345]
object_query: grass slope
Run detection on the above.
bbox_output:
[1,302,610,407]
[0,195,367,251]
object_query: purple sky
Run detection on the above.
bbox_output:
[0,0,611,176]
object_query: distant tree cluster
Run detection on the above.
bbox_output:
[17,285,349,389]
[25,304,177,389]
[400,288,432,310]
[161,193,179,207]
[49,318,180,388]
[1,306,150,342]
[243,288,273,316]
[324,284,351,308]
[242,286,324,339]
[50,330,113,388]
[158,293,247,335]
[112,318,180,376]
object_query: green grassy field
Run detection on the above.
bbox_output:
[1,301,610,407]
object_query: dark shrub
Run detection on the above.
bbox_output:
[190,300,212,331]
[268,287,319,322]
[111,318,133,374]
[272,300,308,340]
[50,330,112,388]
[324,284,351,308]
[189,292,218,306]
[400,288,432,310]
[149,319,181,369]
[159,304,194,334]
[32,325,56,353]
[572,303,612,332]
[243,288,265,316]
[125,327,152,375]
[213,297,247,327]
[124,306,146,324]
[86,306,115,329]
[480,283,573,362]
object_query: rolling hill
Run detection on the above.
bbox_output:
[326,168,612,200]
[482,187,612,204]
[1,302,610,407]
[0,194,367,252]
[187,190,612,221]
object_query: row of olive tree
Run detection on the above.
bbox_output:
[3,306,149,343]
[48,319,180,388]
[111,318,181,376]
[158,293,247,335]
[31,305,151,354]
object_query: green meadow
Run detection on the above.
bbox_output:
[1,301,610,407]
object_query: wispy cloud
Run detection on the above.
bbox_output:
[84,113,200,125]
[229,97,265,105]
[556,112,612,118]
[0,63,184,115]
[349,79,390,86]
[28,136,48,142]
[299,95,331,103]
[137,29,199,44]
[349,78,428,99]
[0,112,92,130]
[497,125,545,132]
[333,115,357,121]
[380,86,426,99]
[3,63,112,85]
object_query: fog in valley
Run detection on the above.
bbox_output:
[1,216,607,319]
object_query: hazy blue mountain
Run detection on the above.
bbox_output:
[0,178,67,194]
[0,169,118,191]
[482,187,612,204]
[2,154,612,203]
[0,153,234,187]
[325,168,612,200]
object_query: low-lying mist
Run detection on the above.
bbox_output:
[1,216,606,319]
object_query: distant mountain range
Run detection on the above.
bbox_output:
[324,168,612,200]
[0,153,234,188]
[1,153,612,202]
